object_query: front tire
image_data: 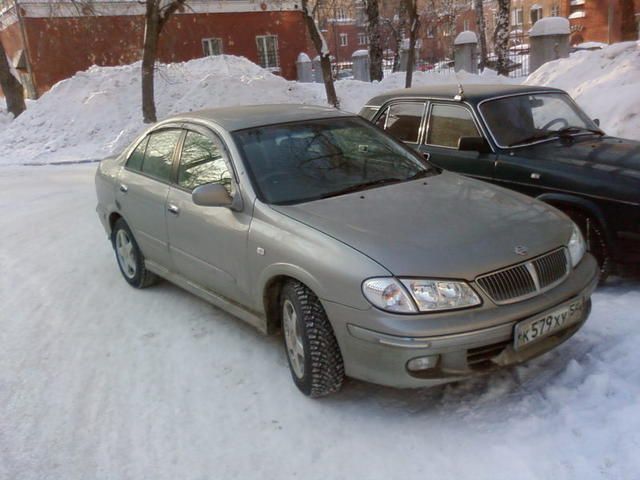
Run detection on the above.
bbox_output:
[111,218,159,288]
[281,281,344,397]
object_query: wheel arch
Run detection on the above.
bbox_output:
[259,265,326,335]
[536,193,614,245]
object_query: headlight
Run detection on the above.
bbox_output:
[362,277,481,313]
[567,224,586,267]
[362,278,417,313]
[401,279,481,311]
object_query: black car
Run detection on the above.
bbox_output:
[360,84,640,278]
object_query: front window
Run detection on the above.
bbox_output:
[427,104,480,148]
[480,93,599,148]
[232,117,433,205]
[177,131,232,193]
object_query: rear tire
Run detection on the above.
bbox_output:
[566,210,611,282]
[280,281,344,397]
[111,218,159,289]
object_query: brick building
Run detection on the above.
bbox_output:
[315,0,369,66]
[0,0,313,98]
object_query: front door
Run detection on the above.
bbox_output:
[116,128,183,269]
[420,102,495,181]
[166,127,252,304]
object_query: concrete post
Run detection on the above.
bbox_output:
[351,49,370,82]
[296,52,313,83]
[312,56,323,83]
[454,31,478,74]
[529,17,570,73]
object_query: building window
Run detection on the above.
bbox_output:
[512,8,524,25]
[202,38,223,56]
[340,33,348,46]
[358,33,369,45]
[463,19,470,31]
[336,7,347,21]
[551,4,560,16]
[530,5,543,24]
[256,35,279,70]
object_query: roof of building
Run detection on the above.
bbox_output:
[364,84,565,107]
[175,104,353,131]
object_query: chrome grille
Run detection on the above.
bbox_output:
[476,248,569,304]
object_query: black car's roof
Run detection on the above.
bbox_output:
[363,84,565,107]
[174,104,353,132]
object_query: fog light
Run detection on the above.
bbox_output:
[406,355,439,372]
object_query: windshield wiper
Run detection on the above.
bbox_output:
[508,126,604,147]
[320,177,405,199]
[555,126,604,137]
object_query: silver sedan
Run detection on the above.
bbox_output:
[95,105,599,397]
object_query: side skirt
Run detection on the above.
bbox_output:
[145,260,268,334]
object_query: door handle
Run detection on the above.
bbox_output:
[119,183,128,193]
[422,152,431,161]
[530,172,541,180]
[167,204,180,215]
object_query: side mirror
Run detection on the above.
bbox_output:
[192,183,233,207]
[458,136,491,153]
[593,118,600,126]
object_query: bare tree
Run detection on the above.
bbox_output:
[474,0,488,70]
[380,0,406,73]
[0,40,26,118]
[494,0,510,76]
[141,0,188,123]
[302,0,339,108]
[363,0,383,81]
[403,0,420,88]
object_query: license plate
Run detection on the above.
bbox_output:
[514,298,584,350]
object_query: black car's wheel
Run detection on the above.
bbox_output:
[567,210,611,282]
[111,218,159,288]
[280,280,344,397]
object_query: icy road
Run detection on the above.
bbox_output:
[1,164,639,480]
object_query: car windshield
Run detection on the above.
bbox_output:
[232,117,434,205]
[480,93,600,147]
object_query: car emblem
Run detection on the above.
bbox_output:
[514,245,528,256]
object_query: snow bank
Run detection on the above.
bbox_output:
[526,41,640,139]
[0,55,512,165]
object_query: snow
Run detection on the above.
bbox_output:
[526,41,640,139]
[352,49,369,57]
[296,52,311,63]
[0,55,512,166]
[568,11,586,19]
[1,163,639,479]
[529,17,570,36]
[454,30,478,45]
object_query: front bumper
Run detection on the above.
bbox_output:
[323,254,599,388]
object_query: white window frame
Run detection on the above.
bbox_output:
[339,33,348,47]
[530,6,543,24]
[551,4,560,16]
[357,32,368,45]
[256,35,280,71]
[202,37,223,56]
[513,8,524,25]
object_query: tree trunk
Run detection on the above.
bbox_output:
[365,0,383,82]
[0,40,26,118]
[142,1,160,123]
[474,0,488,71]
[404,0,420,88]
[494,0,510,76]
[302,0,339,108]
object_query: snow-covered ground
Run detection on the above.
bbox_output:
[1,164,639,479]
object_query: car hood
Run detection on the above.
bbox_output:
[518,135,640,172]
[272,172,572,280]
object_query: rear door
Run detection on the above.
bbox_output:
[166,125,252,304]
[420,102,495,181]
[117,128,183,269]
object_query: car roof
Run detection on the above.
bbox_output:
[172,104,354,132]
[363,84,565,107]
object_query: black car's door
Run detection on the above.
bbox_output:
[419,102,496,181]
